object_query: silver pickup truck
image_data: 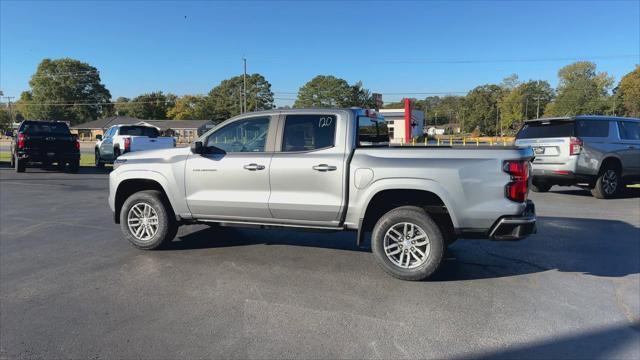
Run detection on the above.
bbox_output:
[109,108,536,280]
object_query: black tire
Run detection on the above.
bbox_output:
[114,147,121,159]
[67,160,79,173]
[591,166,621,199]
[15,155,25,173]
[120,190,177,250]
[371,206,445,281]
[95,149,104,169]
[531,182,551,192]
[10,152,15,167]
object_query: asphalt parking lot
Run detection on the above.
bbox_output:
[1,164,639,359]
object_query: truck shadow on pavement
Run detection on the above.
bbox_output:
[165,216,639,281]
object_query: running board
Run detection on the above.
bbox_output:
[197,218,344,231]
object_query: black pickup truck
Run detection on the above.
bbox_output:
[7,120,81,173]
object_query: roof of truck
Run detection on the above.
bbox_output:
[524,115,640,122]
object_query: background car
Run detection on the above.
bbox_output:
[515,116,640,198]
[7,120,80,173]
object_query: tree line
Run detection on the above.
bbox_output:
[1,58,638,135]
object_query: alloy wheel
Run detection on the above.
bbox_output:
[127,202,160,241]
[602,169,618,195]
[383,222,431,269]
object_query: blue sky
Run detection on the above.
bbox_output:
[1,0,639,106]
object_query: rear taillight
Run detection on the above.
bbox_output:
[17,133,25,149]
[123,137,131,153]
[569,136,582,155]
[74,139,80,150]
[503,160,530,203]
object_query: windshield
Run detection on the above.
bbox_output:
[516,120,574,139]
[20,121,70,135]
[119,126,160,137]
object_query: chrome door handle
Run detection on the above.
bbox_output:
[312,164,337,172]
[243,163,265,171]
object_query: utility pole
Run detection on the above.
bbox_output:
[496,105,500,138]
[3,96,15,123]
[612,96,616,116]
[242,58,247,114]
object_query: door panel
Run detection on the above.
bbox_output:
[184,116,275,219]
[269,113,346,223]
[616,121,640,175]
[185,152,273,218]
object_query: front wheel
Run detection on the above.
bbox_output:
[591,167,621,199]
[120,190,177,250]
[371,206,444,281]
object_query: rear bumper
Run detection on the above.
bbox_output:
[17,150,80,163]
[531,168,594,185]
[488,200,536,241]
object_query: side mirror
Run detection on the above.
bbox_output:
[191,141,204,154]
[96,134,103,141]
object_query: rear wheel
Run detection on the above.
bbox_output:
[591,166,621,199]
[371,206,444,281]
[15,155,25,173]
[95,149,104,169]
[531,182,551,192]
[120,190,177,250]
[10,152,15,167]
[67,160,80,173]
[114,147,121,159]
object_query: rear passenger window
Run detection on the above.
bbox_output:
[618,121,640,140]
[575,120,609,137]
[282,115,336,152]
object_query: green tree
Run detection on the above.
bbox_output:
[616,65,640,117]
[114,97,132,116]
[294,75,352,108]
[499,80,554,131]
[0,106,11,130]
[207,74,274,123]
[126,92,176,119]
[167,95,210,120]
[544,61,613,116]
[21,58,111,124]
[464,84,504,134]
[348,81,376,108]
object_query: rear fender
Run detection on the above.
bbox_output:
[352,178,460,228]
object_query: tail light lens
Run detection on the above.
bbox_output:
[123,137,131,153]
[503,160,530,203]
[569,136,582,155]
[17,133,26,149]
[74,139,80,150]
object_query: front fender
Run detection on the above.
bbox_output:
[110,169,189,222]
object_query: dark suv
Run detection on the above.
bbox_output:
[7,120,81,173]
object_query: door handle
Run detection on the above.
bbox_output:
[312,164,337,172]
[243,163,265,171]
[628,146,636,149]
